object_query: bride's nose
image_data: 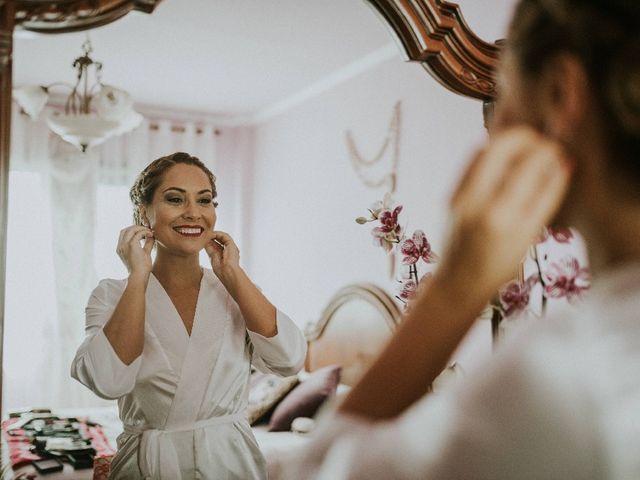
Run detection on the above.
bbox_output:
[182,200,200,220]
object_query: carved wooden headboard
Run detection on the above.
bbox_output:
[305,283,402,386]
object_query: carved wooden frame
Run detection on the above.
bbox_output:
[306,283,401,342]
[305,283,401,385]
[0,0,14,416]
[15,0,160,33]
[364,0,500,101]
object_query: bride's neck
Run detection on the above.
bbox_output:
[152,250,202,288]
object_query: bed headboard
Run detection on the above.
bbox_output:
[304,283,402,386]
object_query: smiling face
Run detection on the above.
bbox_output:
[141,163,217,257]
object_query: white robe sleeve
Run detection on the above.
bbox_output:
[248,309,307,377]
[70,279,143,400]
[282,326,606,479]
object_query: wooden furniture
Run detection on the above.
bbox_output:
[305,283,401,385]
[256,282,402,479]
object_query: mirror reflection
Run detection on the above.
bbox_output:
[4,1,528,477]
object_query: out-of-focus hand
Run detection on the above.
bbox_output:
[205,230,241,282]
[434,126,573,304]
[116,225,154,280]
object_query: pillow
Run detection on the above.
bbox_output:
[245,372,299,425]
[268,365,341,432]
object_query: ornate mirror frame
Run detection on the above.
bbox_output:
[366,0,500,101]
[0,0,500,412]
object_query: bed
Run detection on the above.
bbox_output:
[254,283,401,478]
[1,283,401,479]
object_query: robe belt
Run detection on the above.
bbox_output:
[123,413,245,479]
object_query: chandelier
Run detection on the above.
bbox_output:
[13,39,143,152]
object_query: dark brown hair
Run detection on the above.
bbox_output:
[129,152,218,225]
[509,0,640,176]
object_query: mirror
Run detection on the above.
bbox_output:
[3,0,514,423]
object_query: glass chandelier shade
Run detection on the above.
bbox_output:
[12,39,143,152]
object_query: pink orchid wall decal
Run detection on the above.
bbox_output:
[371,206,404,252]
[399,279,418,300]
[358,200,589,320]
[496,227,590,322]
[543,256,590,303]
[400,230,438,265]
[536,227,574,245]
[357,196,437,306]
[499,275,538,317]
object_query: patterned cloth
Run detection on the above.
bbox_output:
[1,415,115,473]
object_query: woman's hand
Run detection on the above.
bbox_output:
[116,225,154,280]
[205,231,241,285]
[434,126,573,304]
[205,230,277,335]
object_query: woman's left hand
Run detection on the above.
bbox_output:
[205,230,241,281]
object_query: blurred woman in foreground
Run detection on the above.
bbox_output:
[286,1,640,478]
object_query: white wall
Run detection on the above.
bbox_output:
[243,53,492,363]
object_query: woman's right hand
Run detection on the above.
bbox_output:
[434,126,573,305]
[116,225,154,279]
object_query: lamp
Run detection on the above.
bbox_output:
[13,39,143,152]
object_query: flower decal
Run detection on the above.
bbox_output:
[369,192,394,219]
[357,196,438,308]
[398,272,433,302]
[537,226,574,244]
[399,279,417,300]
[549,227,574,244]
[543,256,590,302]
[400,230,437,265]
[371,206,403,253]
[499,276,537,317]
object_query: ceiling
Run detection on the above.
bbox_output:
[12,0,516,124]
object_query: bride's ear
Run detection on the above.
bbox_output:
[540,54,590,140]
[139,206,150,227]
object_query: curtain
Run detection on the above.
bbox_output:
[3,108,220,411]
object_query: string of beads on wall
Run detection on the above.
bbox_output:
[345,100,401,194]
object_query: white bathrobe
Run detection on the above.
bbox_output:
[71,269,307,479]
[284,262,640,479]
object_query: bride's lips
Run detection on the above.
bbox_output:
[173,225,205,237]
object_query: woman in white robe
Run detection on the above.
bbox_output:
[71,152,307,479]
[283,0,640,478]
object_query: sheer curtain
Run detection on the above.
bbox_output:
[3,108,220,411]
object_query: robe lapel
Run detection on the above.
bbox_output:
[164,270,231,428]
[145,274,191,377]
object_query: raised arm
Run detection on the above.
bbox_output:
[205,230,277,337]
[340,127,573,420]
[102,225,155,365]
[205,231,306,375]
